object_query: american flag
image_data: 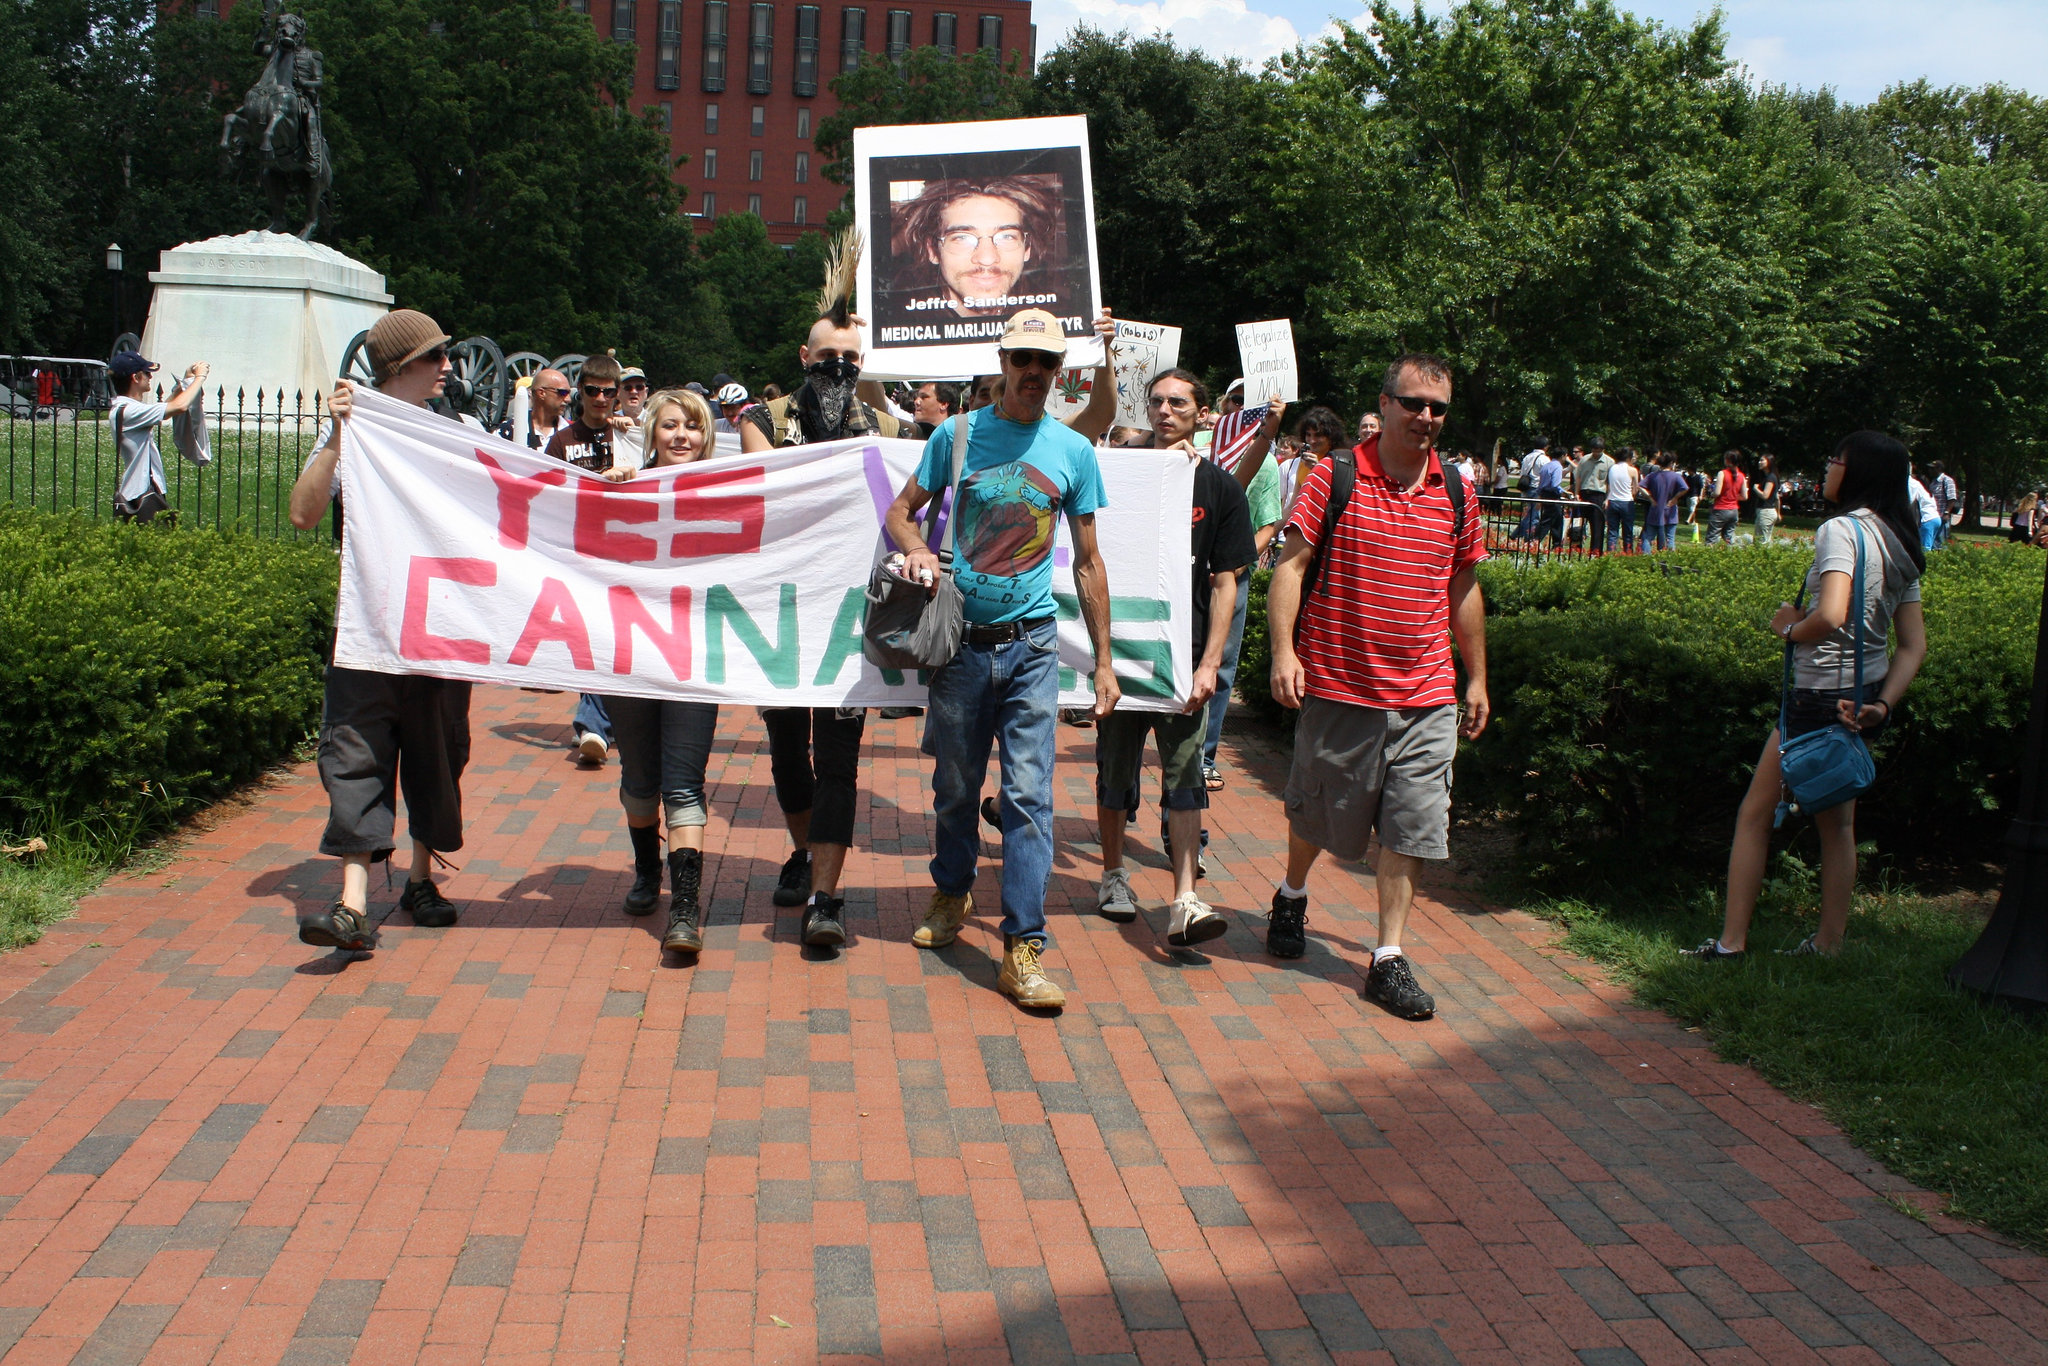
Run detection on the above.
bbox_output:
[1209,403,1272,474]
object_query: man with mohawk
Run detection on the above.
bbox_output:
[741,232,908,947]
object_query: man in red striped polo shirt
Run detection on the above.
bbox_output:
[1265,353,1491,1020]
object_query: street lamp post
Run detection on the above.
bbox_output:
[105,243,124,347]
[1950,552,2048,1006]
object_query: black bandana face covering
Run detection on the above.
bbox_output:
[805,356,862,435]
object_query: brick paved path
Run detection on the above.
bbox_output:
[0,687,2042,1365]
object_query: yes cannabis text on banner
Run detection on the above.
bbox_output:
[332,388,1193,710]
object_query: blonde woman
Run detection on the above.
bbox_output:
[602,388,721,955]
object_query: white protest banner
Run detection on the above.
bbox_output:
[1111,320,1181,429]
[855,115,1105,380]
[333,389,1192,711]
[1235,319,1299,406]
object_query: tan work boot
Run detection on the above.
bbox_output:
[912,890,973,948]
[998,936,1066,1009]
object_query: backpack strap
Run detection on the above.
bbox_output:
[1300,450,1356,602]
[929,410,970,562]
[1442,457,1466,555]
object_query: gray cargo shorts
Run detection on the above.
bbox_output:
[1283,696,1457,862]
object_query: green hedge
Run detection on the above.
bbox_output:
[1234,544,2040,873]
[0,510,337,847]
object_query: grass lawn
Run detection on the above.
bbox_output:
[0,835,117,952]
[1515,861,2048,1253]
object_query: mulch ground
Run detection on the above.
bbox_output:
[0,686,2040,1364]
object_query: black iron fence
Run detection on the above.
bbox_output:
[1476,493,1742,566]
[1,386,334,540]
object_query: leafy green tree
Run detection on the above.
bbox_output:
[1265,0,1861,455]
[1870,164,2048,518]
[0,2,70,349]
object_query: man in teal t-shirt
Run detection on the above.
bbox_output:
[885,309,1120,1009]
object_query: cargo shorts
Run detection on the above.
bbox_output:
[1282,696,1457,862]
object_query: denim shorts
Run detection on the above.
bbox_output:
[1784,685,1888,741]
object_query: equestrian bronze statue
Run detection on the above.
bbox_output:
[219,0,332,240]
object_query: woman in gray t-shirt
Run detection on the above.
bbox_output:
[1687,432,1929,962]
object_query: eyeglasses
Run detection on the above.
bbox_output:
[538,386,571,399]
[938,229,1026,255]
[1385,393,1450,418]
[621,380,648,390]
[582,384,618,398]
[1005,350,1061,371]
[421,346,449,365]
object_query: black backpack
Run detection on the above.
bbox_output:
[1301,451,1467,601]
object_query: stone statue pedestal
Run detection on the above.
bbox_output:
[140,231,391,405]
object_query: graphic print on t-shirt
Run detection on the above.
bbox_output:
[956,461,1062,579]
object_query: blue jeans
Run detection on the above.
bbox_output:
[573,693,612,744]
[1203,578,1251,768]
[924,620,1061,943]
[1606,503,1635,552]
[1645,522,1677,552]
[606,697,717,828]
[1933,517,1951,548]
[1921,520,1939,550]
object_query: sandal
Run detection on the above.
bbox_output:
[1204,764,1226,791]
[299,901,376,952]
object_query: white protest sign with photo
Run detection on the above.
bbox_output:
[855,115,1105,380]
[1111,320,1181,429]
[1235,319,1299,405]
[331,389,1191,711]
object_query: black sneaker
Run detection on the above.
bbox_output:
[803,895,847,947]
[1267,889,1308,958]
[399,880,458,928]
[772,850,813,907]
[1680,937,1746,962]
[1363,954,1436,1019]
[878,705,923,719]
[299,901,376,951]
[981,796,1002,831]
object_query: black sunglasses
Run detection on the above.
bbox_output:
[582,384,619,398]
[1385,393,1450,418]
[1005,349,1062,371]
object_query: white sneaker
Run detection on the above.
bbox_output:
[577,732,608,765]
[1097,867,1138,923]
[1167,892,1226,947]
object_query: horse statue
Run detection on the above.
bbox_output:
[219,0,332,240]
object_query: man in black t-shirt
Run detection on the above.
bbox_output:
[545,353,624,475]
[1091,380,1255,948]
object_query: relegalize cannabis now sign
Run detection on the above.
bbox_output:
[332,389,1195,711]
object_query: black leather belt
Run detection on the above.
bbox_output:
[964,615,1054,645]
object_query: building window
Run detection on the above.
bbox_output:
[794,195,808,224]
[658,100,673,130]
[885,9,911,62]
[839,6,865,71]
[932,12,955,54]
[702,1,727,91]
[749,149,764,180]
[793,5,821,97]
[196,0,219,17]
[656,0,682,88]
[569,0,588,12]
[794,152,809,183]
[748,193,763,216]
[705,103,720,133]
[703,190,717,216]
[977,13,1000,51]
[746,2,774,95]
[612,0,636,43]
[703,148,718,177]
[796,107,811,138]
[751,105,765,135]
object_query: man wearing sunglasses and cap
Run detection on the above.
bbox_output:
[1263,354,1491,1022]
[287,308,474,950]
[540,352,631,765]
[107,351,212,522]
[885,308,1118,1009]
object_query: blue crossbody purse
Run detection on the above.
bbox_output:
[1774,519,1877,828]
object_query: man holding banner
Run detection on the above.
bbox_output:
[886,309,1119,1010]
[287,309,472,951]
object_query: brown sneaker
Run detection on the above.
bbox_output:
[911,890,972,948]
[997,936,1066,1009]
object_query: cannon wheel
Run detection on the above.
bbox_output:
[549,354,589,388]
[111,332,142,359]
[339,329,377,386]
[504,351,551,383]
[443,336,509,429]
